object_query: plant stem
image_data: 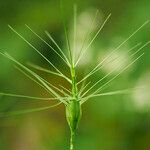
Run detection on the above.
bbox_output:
[70,130,75,150]
[67,50,79,150]
[70,65,78,98]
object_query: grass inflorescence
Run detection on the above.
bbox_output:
[0,4,149,150]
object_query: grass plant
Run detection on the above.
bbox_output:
[0,4,149,150]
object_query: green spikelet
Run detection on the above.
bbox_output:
[66,100,82,133]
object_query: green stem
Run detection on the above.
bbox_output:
[70,130,75,150]
[70,66,78,98]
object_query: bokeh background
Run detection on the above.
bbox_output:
[0,0,150,150]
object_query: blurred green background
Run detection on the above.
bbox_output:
[0,0,150,150]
